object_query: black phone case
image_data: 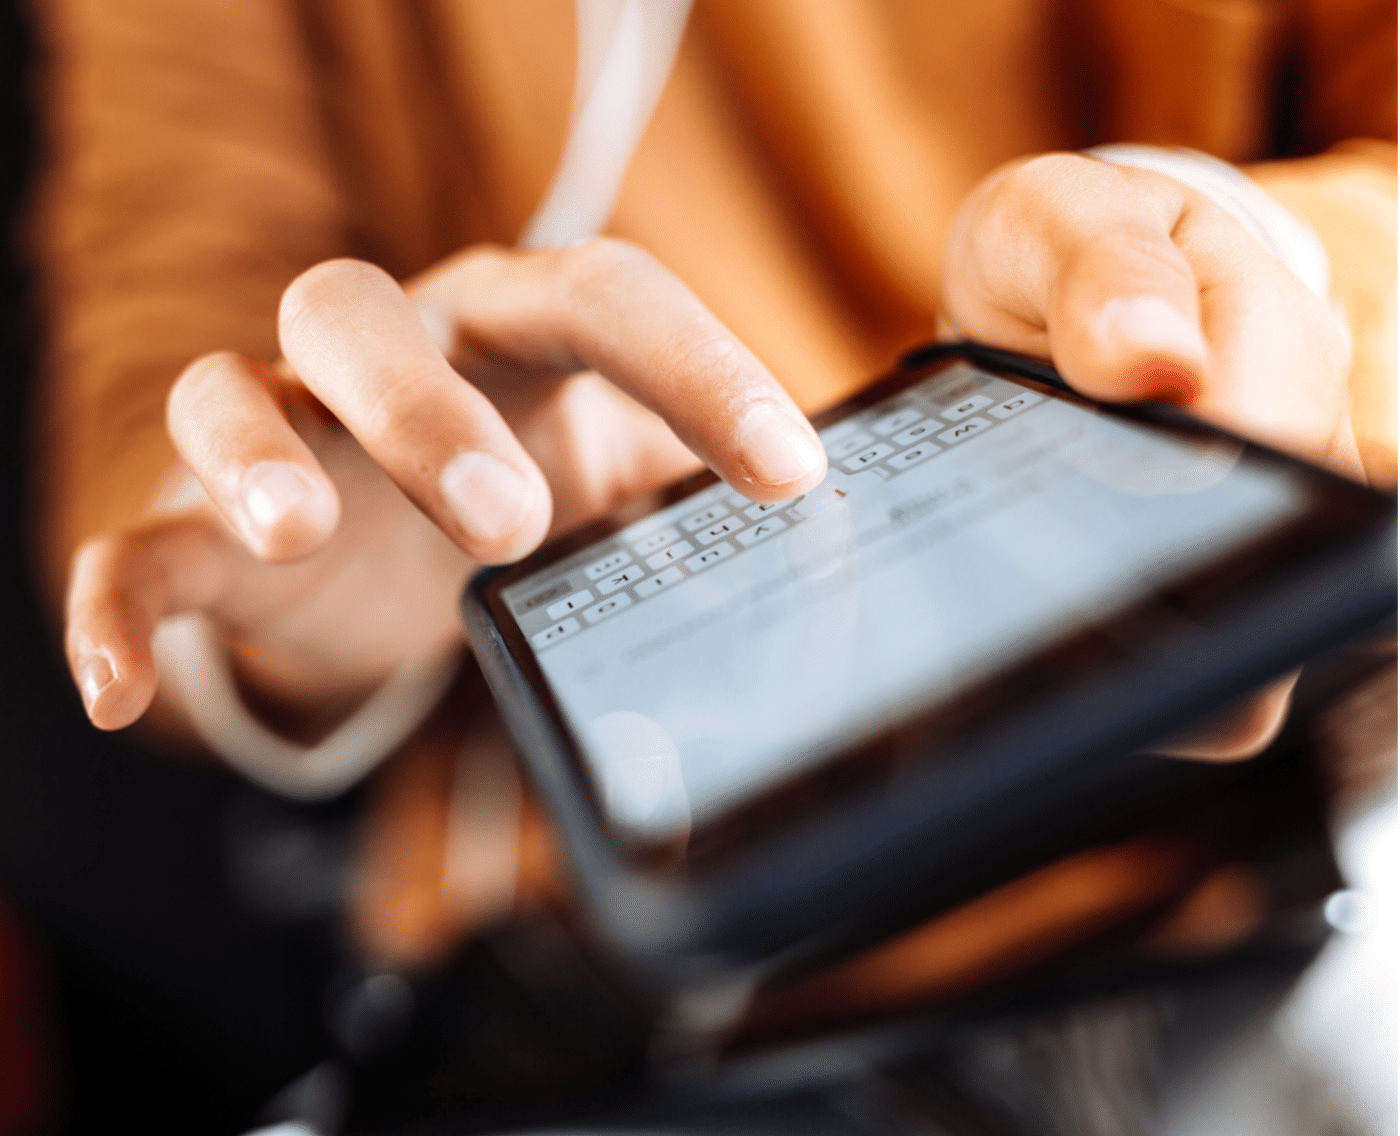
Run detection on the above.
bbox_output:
[462,342,1396,992]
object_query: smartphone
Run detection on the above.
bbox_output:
[462,342,1395,989]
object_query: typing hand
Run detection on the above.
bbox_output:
[940,152,1363,760]
[66,241,827,734]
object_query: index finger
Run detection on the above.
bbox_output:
[411,239,828,503]
[279,259,555,565]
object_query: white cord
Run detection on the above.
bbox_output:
[521,0,692,249]
[151,1,693,799]
[149,464,467,801]
[153,614,462,802]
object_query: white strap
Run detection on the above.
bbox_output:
[521,0,692,249]
[154,613,461,801]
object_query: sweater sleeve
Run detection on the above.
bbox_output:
[32,0,350,590]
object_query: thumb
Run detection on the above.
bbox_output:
[1045,222,1208,406]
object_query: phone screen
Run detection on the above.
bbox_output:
[497,360,1310,842]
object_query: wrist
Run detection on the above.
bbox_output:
[154,613,464,800]
[140,464,468,798]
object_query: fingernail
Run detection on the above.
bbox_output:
[739,404,826,487]
[440,452,533,544]
[239,462,336,539]
[414,302,455,356]
[78,651,116,713]
[1096,295,1208,366]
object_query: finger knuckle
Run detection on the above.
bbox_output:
[998,153,1086,208]
[560,237,652,295]
[457,241,511,272]
[167,351,242,420]
[1079,224,1183,277]
[972,155,1090,263]
[184,349,244,379]
[69,531,135,597]
[356,366,437,448]
[280,258,391,338]
[418,242,511,294]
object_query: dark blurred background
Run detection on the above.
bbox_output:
[0,4,336,1130]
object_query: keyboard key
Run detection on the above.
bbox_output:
[517,579,573,613]
[531,617,580,649]
[744,500,787,520]
[871,407,924,436]
[791,481,858,519]
[888,441,940,470]
[630,526,680,556]
[937,416,992,445]
[736,517,788,546]
[940,393,993,422]
[819,418,864,442]
[826,430,875,459]
[584,550,632,580]
[545,590,594,620]
[681,504,729,532]
[645,540,694,570]
[988,391,1044,419]
[634,566,684,599]
[696,516,745,545]
[691,482,732,506]
[597,563,646,595]
[891,419,938,447]
[583,594,632,624]
[685,542,736,572]
[842,442,894,471]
